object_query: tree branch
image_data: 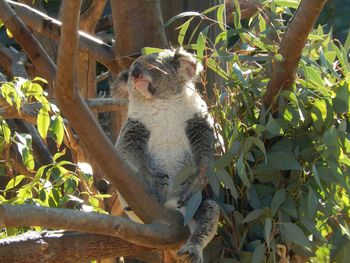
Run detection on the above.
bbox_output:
[0,0,56,91]
[54,0,184,227]
[0,204,186,248]
[263,0,328,109]
[6,0,118,75]
[0,230,153,262]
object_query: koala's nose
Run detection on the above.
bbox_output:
[131,64,142,79]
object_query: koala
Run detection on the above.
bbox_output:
[115,49,220,263]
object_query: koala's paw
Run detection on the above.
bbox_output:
[177,243,203,263]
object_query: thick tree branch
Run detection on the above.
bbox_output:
[0,43,13,77]
[6,0,118,75]
[263,0,328,109]
[0,0,56,91]
[225,0,261,23]
[0,230,153,262]
[0,205,186,248]
[54,0,185,229]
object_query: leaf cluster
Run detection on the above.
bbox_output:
[169,0,350,262]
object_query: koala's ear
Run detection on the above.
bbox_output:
[174,49,203,79]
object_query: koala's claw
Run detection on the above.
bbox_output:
[177,243,203,263]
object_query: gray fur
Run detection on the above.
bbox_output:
[115,49,220,262]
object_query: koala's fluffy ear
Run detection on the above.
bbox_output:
[174,49,203,80]
[110,69,129,100]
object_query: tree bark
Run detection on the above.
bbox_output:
[0,204,186,248]
[0,0,56,93]
[77,0,106,98]
[263,0,328,110]
[6,0,118,74]
[0,230,153,263]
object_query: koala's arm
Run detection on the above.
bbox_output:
[185,114,214,169]
[116,118,165,201]
[181,114,214,198]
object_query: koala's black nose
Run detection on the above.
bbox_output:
[131,63,142,79]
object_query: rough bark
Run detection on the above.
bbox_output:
[0,205,186,248]
[76,0,106,98]
[263,0,328,110]
[225,0,261,24]
[0,43,14,77]
[6,0,118,74]
[0,0,56,93]
[0,231,153,263]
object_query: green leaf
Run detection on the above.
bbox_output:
[312,165,325,192]
[196,27,209,59]
[173,165,196,190]
[216,169,238,199]
[141,47,164,55]
[267,151,301,170]
[247,137,267,163]
[21,147,35,171]
[264,218,272,247]
[333,83,349,113]
[178,20,191,46]
[237,154,251,187]
[207,169,220,196]
[214,152,234,170]
[307,187,318,219]
[37,107,50,139]
[242,209,265,224]
[331,235,350,262]
[184,191,202,225]
[53,149,66,162]
[51,115,64,148]
[271,189,286,217]
[1,120,11,143]
[282,222,312,248]
[5,175,27,191]
[34,165,49,182]
[275,0,300,9]
[216,4,226,31]
[164,12,202,28]
[265,115,282,136]
[252,243,265,263]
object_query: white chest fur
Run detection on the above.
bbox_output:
[128,88,207,187]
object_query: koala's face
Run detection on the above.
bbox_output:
[127,49,202,100]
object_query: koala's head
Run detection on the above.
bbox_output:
[127,49,203,100]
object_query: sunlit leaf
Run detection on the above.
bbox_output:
[37,107,50,139]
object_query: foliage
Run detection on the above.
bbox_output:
[0,78,108,238]
[168,0,350,262]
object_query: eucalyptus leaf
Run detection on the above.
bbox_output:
[184,191,202,225]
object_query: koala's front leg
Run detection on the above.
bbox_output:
[177,115,218,262]
[178,199,220,263]
[185,114,214,187]
[116,118,166,202]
